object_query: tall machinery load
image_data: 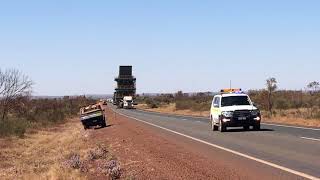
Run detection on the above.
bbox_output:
[114,66,136,107]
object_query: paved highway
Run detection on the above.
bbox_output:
[111,106,320,179]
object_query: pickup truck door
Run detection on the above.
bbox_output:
[211,97,221,124]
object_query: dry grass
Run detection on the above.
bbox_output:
[0,118,90,180]
[262,108,320,127]
[136,103,320,128]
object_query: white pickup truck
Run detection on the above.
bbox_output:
[210,89,261,132]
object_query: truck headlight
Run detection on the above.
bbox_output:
[222,111,233,118]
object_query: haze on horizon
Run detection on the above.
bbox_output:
[0,0,319,96]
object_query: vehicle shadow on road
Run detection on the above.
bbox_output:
[93,124,113,130]
[226,128,274,133]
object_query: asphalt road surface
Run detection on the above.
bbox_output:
[110,106,320,179]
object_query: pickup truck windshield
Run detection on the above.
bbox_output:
[221,96,251,107]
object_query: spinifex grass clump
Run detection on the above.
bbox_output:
[64,152,88,173]
[87,144,109,160]
[98,160,122,180]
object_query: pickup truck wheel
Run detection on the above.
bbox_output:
[210,118,214,131]
[211,118,218,131]
[253,123,260,130]
[219,120,226,132]
[83,125,88,130]
[214,125,218,131]
[243,125,250,131]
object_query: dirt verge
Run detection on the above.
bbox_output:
[0,117,122,180]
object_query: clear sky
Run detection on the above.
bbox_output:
[0,0,319,96]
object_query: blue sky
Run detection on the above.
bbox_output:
[0,0,319,95]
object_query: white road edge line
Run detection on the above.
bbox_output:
[301,137,320,142]
[112,108,319,180]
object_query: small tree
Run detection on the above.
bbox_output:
[306,81,320,118]
[266,77,277,115]
[307,81,319,94]
[0,69,33,121]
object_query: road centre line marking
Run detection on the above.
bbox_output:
[111,108,319,180]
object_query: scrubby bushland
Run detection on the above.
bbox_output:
[0,68,96,137]
[175,91,212,111]
[249,89,320,119]
[137,91,213,112]
[136,93,175,109]
[0,95,95,137]
[138,80,320,120]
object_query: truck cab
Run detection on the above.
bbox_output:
[210,89,261,132]
[123,96,134,109]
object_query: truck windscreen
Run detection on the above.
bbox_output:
[221,96,251,107]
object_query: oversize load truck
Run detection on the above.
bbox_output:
[114,66,136,108]
[80,104,106,130]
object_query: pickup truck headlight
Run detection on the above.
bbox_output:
[251,110,260,116]
[221,111,233,118]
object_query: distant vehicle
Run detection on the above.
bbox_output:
[123,96,134,109]
[102,100,108,105]
[99,99,108,105]
[210,89,261,132]
[80,104,106,130]
[108,98,114,104]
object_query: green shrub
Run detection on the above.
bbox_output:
[176,98,211,112]
[313,111,320,119]
[190,102,211,112]
[175,100,192,110]
[0,118,29,138]
[145,98,159,108]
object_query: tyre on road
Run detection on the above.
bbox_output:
[210,117,218,131]
[243,125,250,131]
[219,120,226,132]
[253,123,261,130]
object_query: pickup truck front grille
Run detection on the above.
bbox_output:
[233,110,251,118]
